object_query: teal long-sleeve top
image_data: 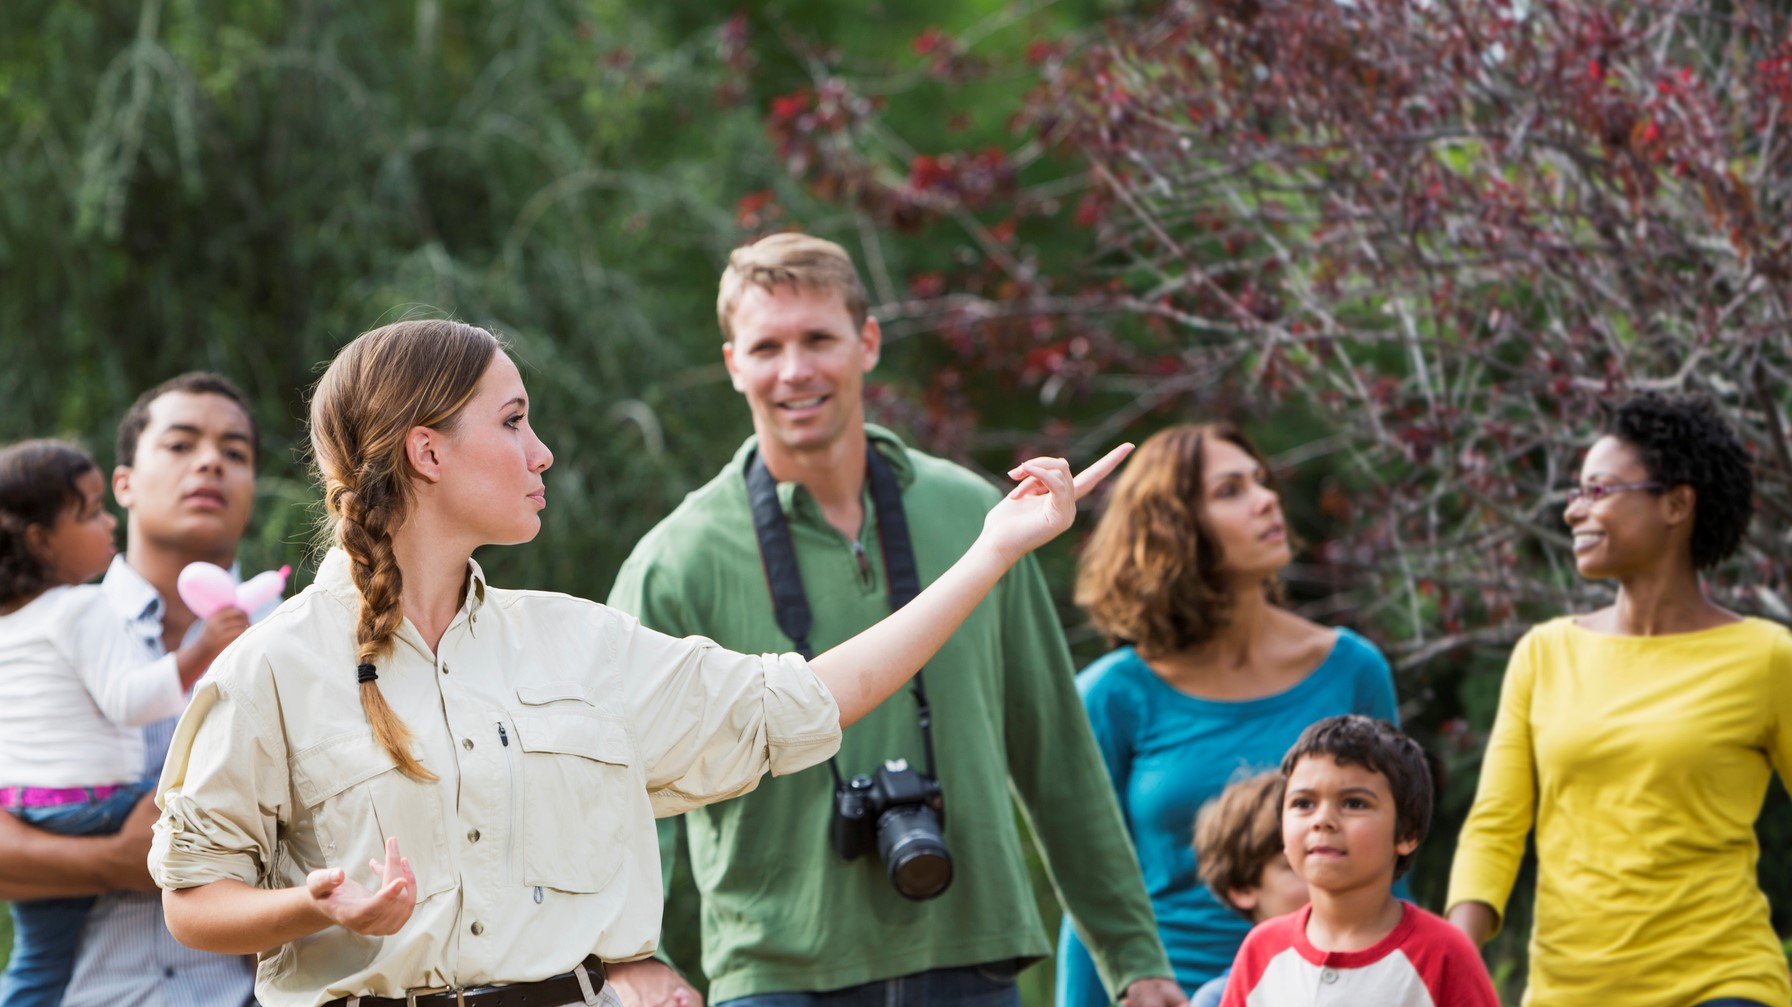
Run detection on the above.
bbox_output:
[1056,636,1398,1005]
[607,426,1171,1004]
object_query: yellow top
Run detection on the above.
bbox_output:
[1447,616,1792,1007]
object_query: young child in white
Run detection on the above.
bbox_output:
[1190,771,1312,1007]
[1221,715,1498,1007]
[0,440,240,1007]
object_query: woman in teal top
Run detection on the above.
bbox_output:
[1055,424,1397,1007]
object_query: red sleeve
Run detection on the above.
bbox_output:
[1404,909,1501,1007]
[1219,913,1300,1007]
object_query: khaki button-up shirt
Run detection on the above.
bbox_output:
[150,549,841,1007]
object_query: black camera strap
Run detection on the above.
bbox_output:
[745,442,936,786]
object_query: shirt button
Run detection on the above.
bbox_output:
[1321,968,1338,984]
[467,829,480,844]
[470,921,485,936]
[462,738,474,751]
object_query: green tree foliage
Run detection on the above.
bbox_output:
[0,0,1115,588]
[0,0,797,590]
[0,2,1108,1001]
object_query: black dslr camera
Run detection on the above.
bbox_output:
[830,758,952,900]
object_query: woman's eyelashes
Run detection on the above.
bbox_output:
[1209,469,1271,501]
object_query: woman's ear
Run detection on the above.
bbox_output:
[1662,483,1696,526]
[405,426,444,484]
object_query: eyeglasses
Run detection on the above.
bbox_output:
[1565,481,1666,504]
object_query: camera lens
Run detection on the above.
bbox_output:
[876,804,952,900]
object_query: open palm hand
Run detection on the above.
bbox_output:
[306,836,417,937]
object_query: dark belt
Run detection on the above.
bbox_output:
[323,957,606,1007]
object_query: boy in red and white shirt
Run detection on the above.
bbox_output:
[1221,716,1498,1007]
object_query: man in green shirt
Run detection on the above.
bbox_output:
[606,234,1182,1007]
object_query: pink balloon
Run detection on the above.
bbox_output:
[177,562,239,618]
[237,566,293,612]
[178,562,292,618]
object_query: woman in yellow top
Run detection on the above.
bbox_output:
[1446,392,1792,1007]
[146,319,1128,1007]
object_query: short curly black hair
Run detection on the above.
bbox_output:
[1599,392,1753,571]
[1280,715,1432,880]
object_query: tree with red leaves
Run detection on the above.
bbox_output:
[758,0,1792,663]
[745,0,1792,981]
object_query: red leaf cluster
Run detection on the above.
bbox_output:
[752,0,1792,656]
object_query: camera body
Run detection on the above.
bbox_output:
[830,758,953,900]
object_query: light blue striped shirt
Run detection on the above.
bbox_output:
[59,556,257,1007]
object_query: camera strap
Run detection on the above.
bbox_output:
[745,442,936,786]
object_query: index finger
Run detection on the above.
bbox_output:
[1071,443,1135,500]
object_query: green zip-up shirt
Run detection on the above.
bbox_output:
[607,427,1170,1003]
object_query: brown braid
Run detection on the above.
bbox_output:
[309,320,503,782]
[331,477,433,781]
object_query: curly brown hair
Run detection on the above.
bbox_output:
[1074,423,1280,658]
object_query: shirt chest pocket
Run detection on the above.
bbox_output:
[511,687,640,894]
[290,731,456,902]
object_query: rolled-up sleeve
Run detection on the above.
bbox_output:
[607,611,840,817]
[757,649,842,774]
[151,671,288,890]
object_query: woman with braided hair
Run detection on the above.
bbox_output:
[147,319,1129,1007]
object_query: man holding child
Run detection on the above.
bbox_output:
[0,373,262,1007]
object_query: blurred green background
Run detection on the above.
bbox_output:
[0,2,1786,1005]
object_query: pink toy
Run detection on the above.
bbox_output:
[177,562,292,618]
